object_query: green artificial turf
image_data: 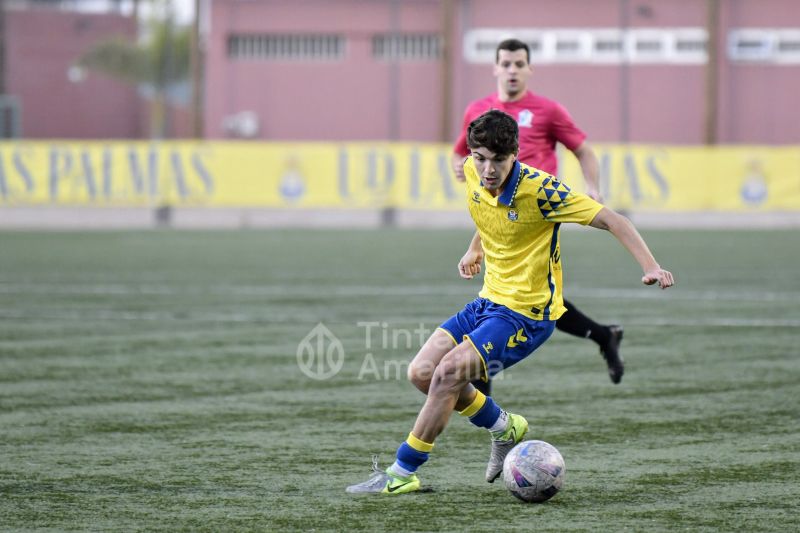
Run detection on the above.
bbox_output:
[1,228,798,531]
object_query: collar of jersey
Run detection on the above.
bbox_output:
[495,160,521,207]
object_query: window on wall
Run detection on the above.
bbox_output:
[729,29,800,64]
[463,28,708,64]
[730,34,772,61]
[778,39,800,52]
[776,32,800,64]
[550,31,592,62]
[593,30,625,63]
[372,34,441,61]
[628,29,666,63]
[227,34,345,60]
[670,28,708,63]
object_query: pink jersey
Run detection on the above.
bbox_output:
[453,91,586,175]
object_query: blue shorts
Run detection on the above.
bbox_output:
[439,297,555,380]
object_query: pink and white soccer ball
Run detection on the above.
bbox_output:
[503,440,566,503]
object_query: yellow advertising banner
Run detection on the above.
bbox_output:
[0,142,798,211]
[563,145,800,212]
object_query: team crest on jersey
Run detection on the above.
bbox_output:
[518,109,534,128]
[507,209,519,222]
[472,191,481,203]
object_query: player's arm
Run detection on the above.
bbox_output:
[551,101,601,201]
[588,208,674,289]
[458,230,484,279]
[452,109,473,182]
[452,153,468,183]
[571,142,602,202]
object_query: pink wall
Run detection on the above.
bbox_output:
[205,0,800,144]
[206,0,441,141]
[7,9,143,139]
[716,0,800,143]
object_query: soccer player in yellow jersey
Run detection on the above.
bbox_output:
[455,38,625,386]
[346,110,674,495]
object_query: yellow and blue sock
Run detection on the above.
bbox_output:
[459,390,508,434]
[389,433,433,477]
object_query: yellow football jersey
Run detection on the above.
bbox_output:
[464,157,604,320]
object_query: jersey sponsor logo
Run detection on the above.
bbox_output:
[482,341,494,354]
[518,109,534,128]
[507,209,518,222]
[472,190,481,203]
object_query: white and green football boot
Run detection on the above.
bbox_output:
[346,458,421,495]
[485,413,528,483]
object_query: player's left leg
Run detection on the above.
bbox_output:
[558,299,625,384]
[461,312,556,482]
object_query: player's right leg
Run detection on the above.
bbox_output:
[345,456,421,494]
[407,328,457,394]
[407,328,476,411]
[408,298,488,411]
[347,340,486,495]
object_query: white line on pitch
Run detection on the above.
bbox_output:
[1,282,799,303]
[0,309,798,328]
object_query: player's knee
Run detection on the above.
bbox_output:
[407,360,433,393]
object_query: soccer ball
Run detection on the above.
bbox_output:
[502,440,565,503]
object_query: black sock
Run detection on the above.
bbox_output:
[470,378,492,396]
[557,299,610,347]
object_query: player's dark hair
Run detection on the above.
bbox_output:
[496,38,530,63]
[467,110,519,156]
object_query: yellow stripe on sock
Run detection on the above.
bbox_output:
[459,390,487,417]
[406,432,434,453]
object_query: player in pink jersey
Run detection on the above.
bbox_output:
[452,38,625,388]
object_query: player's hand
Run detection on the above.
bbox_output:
[458,249,484,279]
[453,164,466,182]
[642,268,674,289]
[452,155,466,182]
